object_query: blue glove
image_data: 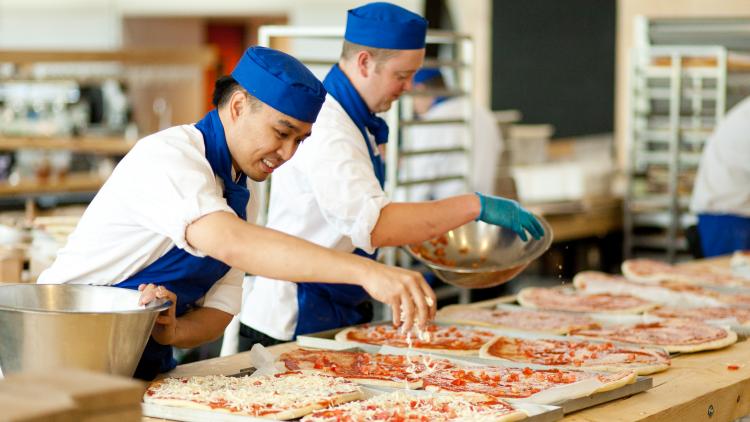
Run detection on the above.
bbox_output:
[475,193,545,241]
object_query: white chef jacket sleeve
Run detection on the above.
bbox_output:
[117,133,235,257]
[301,132,391,254]
[197,267,244,315]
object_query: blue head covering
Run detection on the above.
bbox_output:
[413,68,442,84]
[231,46,326,123]
[345,2,427,50]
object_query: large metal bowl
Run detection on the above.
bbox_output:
[404,218,553,288]
[0,284,169,377]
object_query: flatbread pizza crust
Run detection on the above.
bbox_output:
[436,306,593,335]
[621,259,671,284]
[295,369,424,390]
[333,326,483,356]
[477,336,670,376]
[143,374,363,420]
[144,391,362,420]
[571,325,738,353]
[516,287,658,315]
[646,306,750,328]
[658,329,737,353]
[280,349,430,389]
[593,371,637,393]
[301,391,528,422]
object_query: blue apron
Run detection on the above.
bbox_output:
[116,110,249,380]
[293,65,388,337]
[698,213,750,257]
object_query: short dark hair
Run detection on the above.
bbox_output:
[340,41,399,70]
[212,75,262,111]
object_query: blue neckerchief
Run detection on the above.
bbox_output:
[195,109,249,219]
[323,64,387,187]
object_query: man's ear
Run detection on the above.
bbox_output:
[355,50,374,78]
[229,91,246,121]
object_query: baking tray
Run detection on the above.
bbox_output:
[552,376,652,414]
[141,386,563,421]
[582,310,750,341]
[296,330,653,413]
[298,321,674,370]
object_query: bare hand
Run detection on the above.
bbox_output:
[359,262,436,333]
[138,283,178,345]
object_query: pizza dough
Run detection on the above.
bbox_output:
[436,305,598,335]
[517,287,657,314]
[301,391,527,422]
[334,324,496,356]
[479,335,670,375]
[144,373,362,420]
[569,320,738,353]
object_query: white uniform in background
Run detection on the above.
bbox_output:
[400,96,503,201]
[240,95,390,340]
[691,96,750,216]
[37,125,258,316]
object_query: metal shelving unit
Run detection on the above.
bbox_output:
[257,26,476,307]
[624,17,750,262]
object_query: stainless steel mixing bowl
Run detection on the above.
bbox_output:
[404,218,553,288]
[0,284,169,376]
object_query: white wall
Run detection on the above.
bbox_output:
[0,0,121,49]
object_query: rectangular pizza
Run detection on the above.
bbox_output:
[280,348,636,402]
[569,319,737,353]
[143,372,363,420]
[623,258,750,288]
[422,365,636,401]
[436,305,599,335]
[279,348,453,389]
[516,286,657,314]
[479,334,670,375]
[301,391,528,422]
[334,323,497,355]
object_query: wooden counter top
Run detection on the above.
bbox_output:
[143,338,750,422]
[143,255,750,421]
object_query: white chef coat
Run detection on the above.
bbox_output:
[399,97,503,201]
[241,95,391,340]
[38,124,258,316]
[691,97,750,217]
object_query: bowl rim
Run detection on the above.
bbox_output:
[403,215,554,274]
[0,284,171,315]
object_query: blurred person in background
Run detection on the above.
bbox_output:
[691,96,750,257]
[402,67,504,201]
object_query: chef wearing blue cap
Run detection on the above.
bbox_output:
[240,2,543,347]
[38,45,435,380]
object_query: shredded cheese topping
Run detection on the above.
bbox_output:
[301,391,519,421]
[144,373,360,415]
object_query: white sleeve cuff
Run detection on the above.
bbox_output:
[349,194,391,254]
[175,204,235,258]
[201,267,244,315]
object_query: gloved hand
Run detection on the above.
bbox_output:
[475,193,545,241]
